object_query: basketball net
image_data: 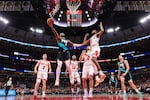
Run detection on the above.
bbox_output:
[66,0,81,15]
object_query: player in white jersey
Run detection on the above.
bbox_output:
[70,55,81,94]
[79,46,95,98]
[33,53,51,99]
[74,22,106,87]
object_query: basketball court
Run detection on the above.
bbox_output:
[0,94,150,100]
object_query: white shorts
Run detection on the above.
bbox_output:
[91,46,100,58]
[71,71,80,84]
[72,71,80,79]
[36,71,48,83]
[82,64,94,79]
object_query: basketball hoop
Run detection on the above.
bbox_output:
[66,0,81,15]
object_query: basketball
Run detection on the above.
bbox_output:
[47,18,54,27]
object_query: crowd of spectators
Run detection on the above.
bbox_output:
[0,70,149,95]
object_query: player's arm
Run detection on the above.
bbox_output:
[79,50,86,61]
[47,20,60,42]
[117,63,121,80]
[96,22,104,38]
[48,61,52,73]
[34,61,40,74]
[123,60,130,76]
[73,33,90,47]
[78,62,80,70]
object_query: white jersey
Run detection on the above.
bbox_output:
[6,80,12,86]
[70,60,79,72]
[83,51,94,66]
[38,60,49,72]
[90,34,100,47]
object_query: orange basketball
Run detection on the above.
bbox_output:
[47,18,54,27]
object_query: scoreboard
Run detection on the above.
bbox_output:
[66,10,82,27]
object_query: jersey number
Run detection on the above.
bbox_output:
[43,66,45,70]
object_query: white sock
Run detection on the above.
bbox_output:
[135,89,139,93]
[42,91,45,97]
[99,71,104,75]
[34,90,37,96]
[84,89,88,94]
[71,88,74,93]
[123,90,126,94]
[89,88,93,94]
[95,75,100,80]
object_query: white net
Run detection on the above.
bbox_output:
[66,0,81,15]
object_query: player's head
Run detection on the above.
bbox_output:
[86,46,91,51]
[118,54,124,61]
[111,72,114,75]
[72,55,76,61]
[60,33,65,39]
[42,53,47,60]
[9,77,12,80]
[91,30,98,34]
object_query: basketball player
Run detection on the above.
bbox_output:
[47,18,75,86]
[118,54,142,97]
[70,55,81,95]
[79,46,95,98]
[34,53,51,99]
[5,77,13,96]
[74,22,106,87]
[109,72,118,94]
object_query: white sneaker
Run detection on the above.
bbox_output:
[83,93,88,99]
[88,93,93,98]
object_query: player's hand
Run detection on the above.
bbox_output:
[122,73,126,77]
[84,33,89,37]
[48,72,52,75]
[34,70,37,74]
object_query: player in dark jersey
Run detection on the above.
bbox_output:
[48,21,75,86]
[117,55,142,97]
[109,72,118,94]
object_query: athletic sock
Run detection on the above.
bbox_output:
[99,70,104,75]
[42,91,45,97]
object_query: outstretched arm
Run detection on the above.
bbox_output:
[96,22,104,38]
[73,33,90,47]
[47,19,60,42]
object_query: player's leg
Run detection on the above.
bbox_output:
[42,73,48,98]
[65,59,72,80]
[55,59,63,86]
[128,80,142,96]
[76,75,81,94]
[92,49,106,87]
[88,66,94,98]
[82,78,88,98]
[70,74,75,94]
[82,66,88,98]
[34,73,41,97]
[42,79,47,98]
[120,76,126,95]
